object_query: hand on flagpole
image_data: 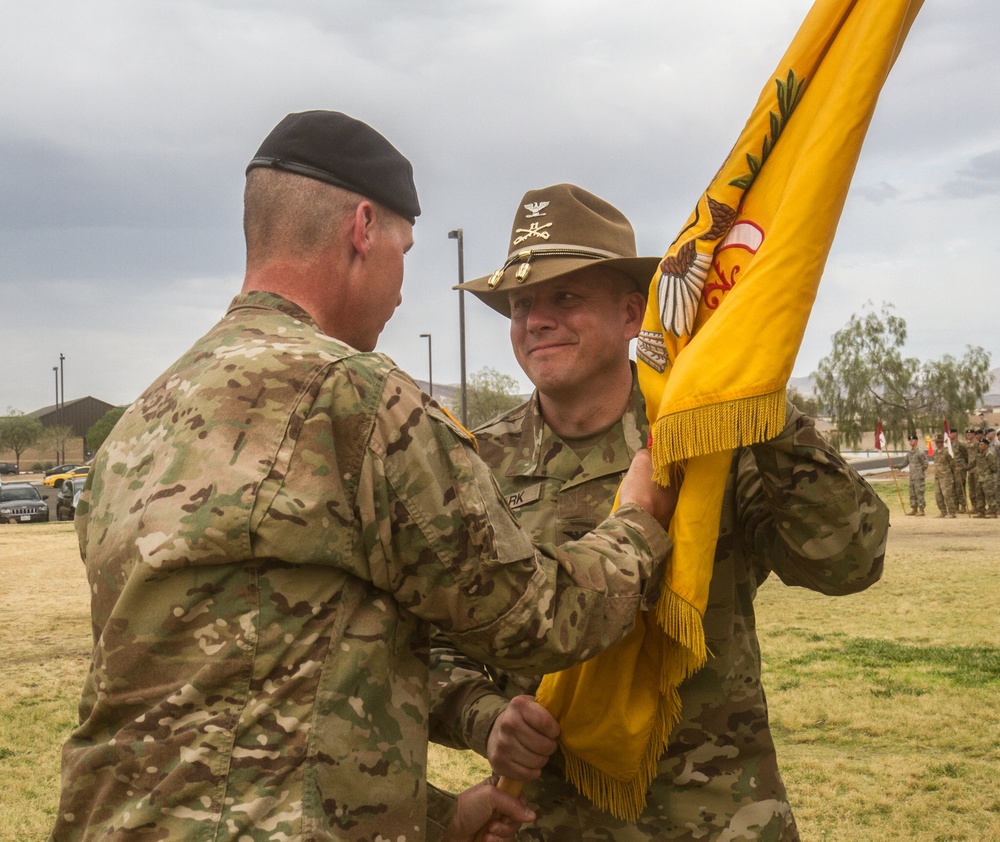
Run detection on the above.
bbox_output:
[486,695,560,779]
[618,448,680,528]
[470,696,559,840]
[469,776,529,842]
[449,778,535,842]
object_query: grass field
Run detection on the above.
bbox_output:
[2,477,999,840]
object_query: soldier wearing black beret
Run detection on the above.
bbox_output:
[52,110,678,842]
[247,110,420,224]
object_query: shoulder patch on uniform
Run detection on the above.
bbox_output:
[427,404,478,452]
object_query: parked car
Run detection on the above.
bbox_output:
[56,477,87,521]
[44,463,81,477]
[43,465,90,489]
[0,462,18,475]
[0,482,50,523]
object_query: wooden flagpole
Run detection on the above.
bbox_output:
[886,450,906,510]
[472,779,524,842]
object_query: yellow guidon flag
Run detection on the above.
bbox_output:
[533,0,925,821]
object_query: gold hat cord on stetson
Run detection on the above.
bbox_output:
[487,244,627,288]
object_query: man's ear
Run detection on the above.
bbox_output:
[623,290,647,339]
[349,200,378,258]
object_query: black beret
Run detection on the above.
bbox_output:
[907,433,918,441]
[247,111,420,224]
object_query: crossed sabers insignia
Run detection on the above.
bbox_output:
[513,222,552,245]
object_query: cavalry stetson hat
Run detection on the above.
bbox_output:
[456,183,660,316]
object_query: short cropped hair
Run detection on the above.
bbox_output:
[243,168,365,269]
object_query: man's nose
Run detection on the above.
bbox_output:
[525,300,557,330]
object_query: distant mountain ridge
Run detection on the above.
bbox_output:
[418,368,1000,407]
[787,367,1000,403]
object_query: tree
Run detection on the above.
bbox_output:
[814,302,991,448]
[453,367,523,429]
[0,413,45,471]
[86,407,128,454]
[42,424,74,465]
[786,385,821,418]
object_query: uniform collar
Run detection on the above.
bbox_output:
[506,365,647,486]
[225,290,321,329]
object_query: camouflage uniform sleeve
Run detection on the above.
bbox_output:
[425,784,458,842]
[361,370,671,674]
[740,403,889,594]
[428,626,513,755]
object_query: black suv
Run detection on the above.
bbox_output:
[0,462,18,475]
[0,482,50,523]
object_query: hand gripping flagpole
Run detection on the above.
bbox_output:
[471,778,524,842]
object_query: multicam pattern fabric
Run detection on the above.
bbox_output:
[969,447,998,516]
[951,437,969,512]
[52,292,671,842]
[429,379,888,841]
[933,448,959,516]
[966,436,980,505]
[906,446,928,511]
[993,440,1000,509]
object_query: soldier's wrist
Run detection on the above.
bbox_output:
[467,694,510,757]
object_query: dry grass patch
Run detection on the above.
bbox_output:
[3,477,1000,841]
[0,522,91,842]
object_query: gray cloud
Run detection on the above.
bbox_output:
[2,0,998,414]
[856,182,902,205]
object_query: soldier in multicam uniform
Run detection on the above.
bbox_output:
[51,115,682,842]
[949,428,969,513]
[966,428,980,512]
[969,437,999,517]
[988,429,1000,511]
[429,185,890,841]
[932,433,959,517]
[906,432,928,515]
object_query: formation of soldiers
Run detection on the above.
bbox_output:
[906,427,1000,518]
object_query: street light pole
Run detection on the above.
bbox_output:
[419,333,433,398]
[52,366,61,464]
[448,228,467,427]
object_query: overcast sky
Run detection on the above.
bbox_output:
[3,0,998,414]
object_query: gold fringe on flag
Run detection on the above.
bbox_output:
[650,386,787,480]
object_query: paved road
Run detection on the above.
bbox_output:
[849,454,908,474]
[38,481,60,520]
